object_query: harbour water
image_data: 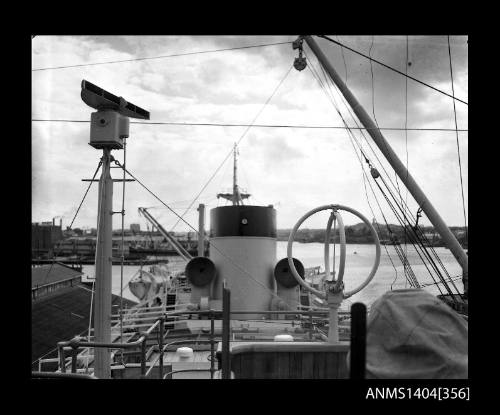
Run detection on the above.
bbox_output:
[82,241,463,307]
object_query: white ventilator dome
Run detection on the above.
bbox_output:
[176,347,194,359]
[274,334,294,342]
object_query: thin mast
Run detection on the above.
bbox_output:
[303,35,468,277]
[233,143,239,205]
[93,148,113,378]
[217,143,250,205]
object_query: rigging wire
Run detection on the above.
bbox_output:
[447,35,468,246]
[373,174,463,299]
[368,36,406,225]
[307,49,452,292]
[32,40,293,71]
[305,56,410,287]
[403,35,410,286]
[41,160,103,285]
[317,35,468,105]
[337,35,348,85]
[169,63,294,232]
[303,45,437,210]
[314,48,459,294]
[68,160,103,229]
[31,118,468,132]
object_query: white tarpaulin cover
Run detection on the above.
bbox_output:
[365,289,468,379]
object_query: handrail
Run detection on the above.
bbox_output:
[58,317,164,376]
[163,368,211,379]
[32,371,97,379]
[164,309,332,317]
[55,306,354,377]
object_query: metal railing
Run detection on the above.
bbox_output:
[32,371,97,379]
[163,368,212,379]
[53,293,340,379]
[57,317,164,378]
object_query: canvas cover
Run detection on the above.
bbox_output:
[365,288,468,379]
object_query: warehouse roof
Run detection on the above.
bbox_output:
[32,263,83,288]
[31,283,137,366]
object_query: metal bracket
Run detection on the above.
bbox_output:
[293,36,307,71]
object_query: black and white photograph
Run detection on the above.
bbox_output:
[31,35,468,387]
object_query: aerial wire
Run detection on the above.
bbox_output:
[32,40,293,71]
[31,119,468,132]
[447,35,468,247]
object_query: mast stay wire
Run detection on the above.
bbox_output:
[309,48,456,289]
[305,55,413,287]
[367,36,409,285]
[310,57,423,292]
[323,63,457,293]
[317,35,468,106]
[169,63,294,232]
[367,36,406,223]
[306,49,446,292]
[447,35,468,246]
[306,47,417,218]
[372,168,464,298]
[310,40,468,272]
[68,159,103,230]
[404,35,410,286]
[42,159,103,286]
[375,173,464,298]
[312,49,466,296]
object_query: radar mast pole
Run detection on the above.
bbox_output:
[93,148,113,378]
[80,79,149,378]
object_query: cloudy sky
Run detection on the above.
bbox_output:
[32,35,468,232]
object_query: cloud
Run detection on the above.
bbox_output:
[32,35,468,230]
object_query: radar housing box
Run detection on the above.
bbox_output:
[90,110,129,149]
[81,79,149,149]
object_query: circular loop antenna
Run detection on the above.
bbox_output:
[287,204,381,299]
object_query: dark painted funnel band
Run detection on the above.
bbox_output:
[274,257,305,288]
[185,257,216,287]
[210,205,276,238]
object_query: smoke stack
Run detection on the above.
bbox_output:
[52,218,55,226]
[60,218,62,229]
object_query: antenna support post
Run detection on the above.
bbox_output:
[326,289,343,343]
